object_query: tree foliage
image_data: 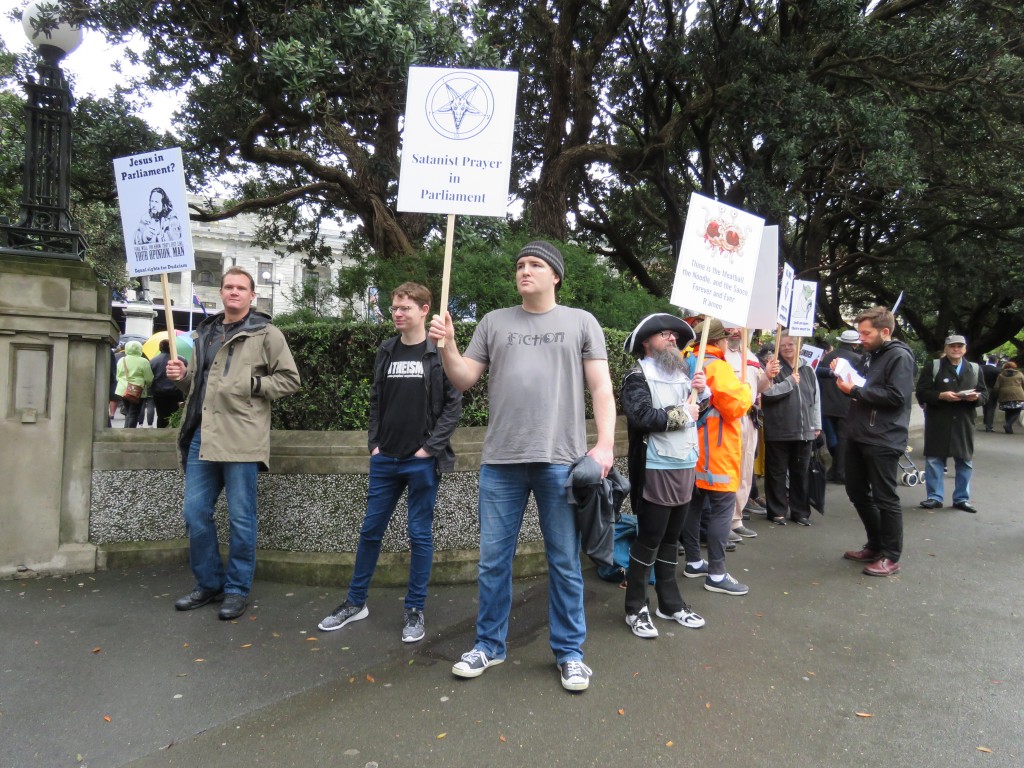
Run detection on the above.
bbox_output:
[61,0,1024,353]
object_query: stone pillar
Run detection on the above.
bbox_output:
[0,254,118,578]
[122,300,156,340]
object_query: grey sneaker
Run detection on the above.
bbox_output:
[318,600,369,632]
[452,648,504,678]
[559,659,593,692]
[727,531,743,544]
[625,606,658,638]
[733,525,758,539]
[402,608,425,643]
[704,573,749,596]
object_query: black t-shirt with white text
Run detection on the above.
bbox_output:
[377,340,429,458]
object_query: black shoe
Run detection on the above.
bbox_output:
[174,588,224,611]
[919,499,943,509]
[725,541,737,552]
[791,517,811,526]
[218,594,248,620]
[953,501,978,514]
[766,515,787,526]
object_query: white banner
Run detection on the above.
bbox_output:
[746,225,779,329]
[397,67,518,217]
[113,147,194,277]
[788,279,818,337]
[670,192,765,327]
[777,262,795,328]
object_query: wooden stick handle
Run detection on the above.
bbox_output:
[160,273,178,361]
[437,213,456,348]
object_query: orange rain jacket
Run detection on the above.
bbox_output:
[696,345,754,493]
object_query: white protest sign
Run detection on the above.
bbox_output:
[746,225,779,329]
[777,262,795,327]
[788,279,818,337]
[670,193,766,327]
[113,147,194,277]
[799,343,825,370]
[397,67,518,217]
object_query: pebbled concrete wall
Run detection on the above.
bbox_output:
[91,421,629,585]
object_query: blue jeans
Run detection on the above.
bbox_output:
[475,463,585,665]
[347,454,440,610]
[924,455,972,504]
[183,430,259,596]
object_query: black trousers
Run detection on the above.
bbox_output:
[764,439,812,521]
[844,441,903,561]
[625,499,689,616]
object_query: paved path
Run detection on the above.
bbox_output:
[2,425,1023,768]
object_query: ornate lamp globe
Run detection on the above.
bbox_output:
[21,1,84,64]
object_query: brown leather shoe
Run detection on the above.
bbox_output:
[843,547,878,562]
[863,557,901,577]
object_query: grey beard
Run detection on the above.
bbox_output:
[727,336,741,351]
[652,347,686,375]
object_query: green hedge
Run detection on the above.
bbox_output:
[272,318,634,431]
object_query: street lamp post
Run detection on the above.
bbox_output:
[0,1,86,261]
[261,270,282,315]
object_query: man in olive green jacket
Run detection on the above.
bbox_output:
[167,267,300,620]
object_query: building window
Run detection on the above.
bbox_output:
[195,271,213,286]
[258,263,273,285]
[256,297,272,313]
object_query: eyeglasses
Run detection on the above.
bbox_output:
[657,330,678,339]
[389,306,416,314]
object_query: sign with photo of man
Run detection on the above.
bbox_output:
[113,147,195,276]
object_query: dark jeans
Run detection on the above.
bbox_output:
[625,499,689,616]
[982,398,997,430]
[347,454,440,611]
[821,416,848,479]
[765,439,812,521]
[154,392,182,428]
[844,441,903,562]
[122,398,143,428]
[687,487,735,577]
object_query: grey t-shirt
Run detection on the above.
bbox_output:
[464,304,607,465]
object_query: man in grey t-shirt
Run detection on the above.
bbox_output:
[428,241,616,693]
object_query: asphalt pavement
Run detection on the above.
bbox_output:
[2,423,1023,768]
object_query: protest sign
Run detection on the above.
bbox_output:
[397,67,518,345]
[113,147,194,277]
[746,225,779,329]
[777,262,795,328]
[799,343,825,370]
[788,279,818,337]
[670,192,765,327]
[397,67,518,218]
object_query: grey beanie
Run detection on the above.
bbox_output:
[516,241,565,282]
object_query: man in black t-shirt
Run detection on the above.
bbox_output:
[318,282,462,642]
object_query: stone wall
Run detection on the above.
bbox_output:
[91,420,629,585]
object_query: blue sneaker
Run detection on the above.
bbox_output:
[683,561,709,579]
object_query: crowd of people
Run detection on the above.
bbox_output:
[143,243,1010,694]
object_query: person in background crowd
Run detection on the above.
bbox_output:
[915,334,985,513]
[980,355,1000,432]
[992,361,1024,434]
[817,330,861,482]
[761,333,821,526]
[150,339,185,428]
[115,340,154,429]
[685,319,753,596]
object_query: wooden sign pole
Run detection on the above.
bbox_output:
[159,273,178,362]
[437,213,456,349]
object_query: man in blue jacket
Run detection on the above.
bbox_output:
[832,306,916,577]
[318,282,462,642]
